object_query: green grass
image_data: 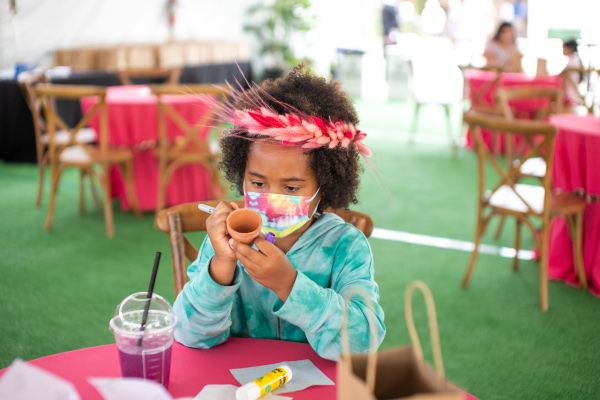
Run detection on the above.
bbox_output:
[1,100,599,399]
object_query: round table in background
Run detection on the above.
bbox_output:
[0,337,479,399]
[549,115,600,296]
[81,85,215,212]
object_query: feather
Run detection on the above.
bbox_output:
[355,141,372,157]
[311,116,329,136]
[248,111,286,128]
[288,114,302,126]
[302,142,323,149]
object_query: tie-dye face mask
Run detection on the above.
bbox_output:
[244,187,321,239]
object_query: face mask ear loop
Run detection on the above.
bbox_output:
[310,199,322,218]
[308,187,321,202]
[309,187,321,218]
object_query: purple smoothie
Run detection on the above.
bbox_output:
[117,336,173,388]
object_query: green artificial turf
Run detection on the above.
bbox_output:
[1,99,599,399]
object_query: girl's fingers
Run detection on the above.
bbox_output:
[233,241,265,266]
[254,236,275,256]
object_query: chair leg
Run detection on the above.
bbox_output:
[100,166,115,238]
[443,104,458,157]
[35,156,47,208]
[573,211,588,289]
[463,205,485,288]
[86,172,100,209]
[494,215,506,239]
[79,169,86,215]
[539,219,551,312]
[123,160,142,219]
[409,103,421,144]
[44,166,65,232]
[513,219,522,271]
[156,159,168,215]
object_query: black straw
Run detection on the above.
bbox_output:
[137,251,161,347]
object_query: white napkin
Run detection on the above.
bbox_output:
[0,359,80,400]
[194,384,292,400]
[194,385,292,400]
[230,359,334,395]
[89,378,184,400]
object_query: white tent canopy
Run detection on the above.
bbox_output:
[0,0,250,69]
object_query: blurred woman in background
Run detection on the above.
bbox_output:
[484,22,523,73]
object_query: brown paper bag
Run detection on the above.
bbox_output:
[337,281,462,400]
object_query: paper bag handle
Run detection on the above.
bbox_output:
[340,286,380,394]
[404,280,446,380]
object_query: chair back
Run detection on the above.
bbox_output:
[17,72,49,161]
[117,67,181,85]
[151,84,230,154]
[495,86,563,165]
[151,84,231,210]
[495,86,563,121]
[34,84,108,165]
[464,111,557,218]
[463,66,503,114]
[156,201,374,297]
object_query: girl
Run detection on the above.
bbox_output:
[173,67,385,361]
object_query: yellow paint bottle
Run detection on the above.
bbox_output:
[236,365,293,400]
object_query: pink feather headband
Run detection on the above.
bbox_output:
[228,107,371,157]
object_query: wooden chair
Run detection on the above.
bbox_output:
[493,86,564,238]
[18,72,97,207]
[116,68,181,85]
[561,67,599,114]
[462,111,587,311]
[156,201,374,297]
[35,84,142,237]
[151,84,231,214]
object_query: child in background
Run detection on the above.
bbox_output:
[173,66,385,361]
[561,39,583,108]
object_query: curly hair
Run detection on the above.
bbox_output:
[220,66,363,211]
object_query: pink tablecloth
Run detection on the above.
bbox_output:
[81,85,215,211]
[0,338,478,399]
[549,115,600,296]
[465,70,562,152]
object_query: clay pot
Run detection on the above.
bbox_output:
[226,208,263,245]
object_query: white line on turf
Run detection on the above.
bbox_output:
[371,228,535,260]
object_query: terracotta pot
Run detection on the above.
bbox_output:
[226,209,263,245]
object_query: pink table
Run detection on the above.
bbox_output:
[549,115,600,296]
[81,85,215,211]
[0,338,479,399]
[465,70,562,152]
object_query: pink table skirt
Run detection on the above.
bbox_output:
[0,338,479,399]
[81,85,216,211]
[549,115,600,296]
[465,70,562,152]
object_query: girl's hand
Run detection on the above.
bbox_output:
[232,234,297,302]
[206,201,239,285]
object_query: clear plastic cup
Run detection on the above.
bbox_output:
[109,292,177,388]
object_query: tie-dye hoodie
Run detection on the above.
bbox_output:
[173,212,385,361]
